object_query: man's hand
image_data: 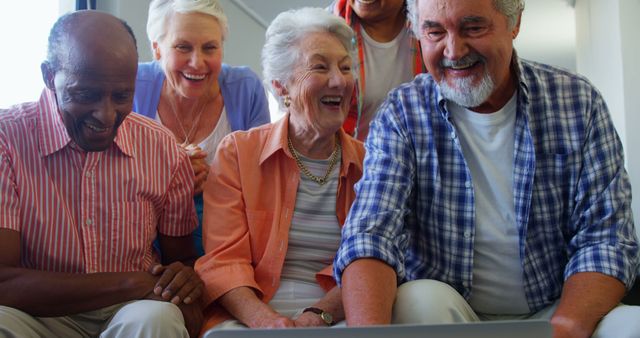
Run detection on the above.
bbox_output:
[550,272,626,338]
[183,144,209,195]
[148,262,203,305]
[551,317,591,338]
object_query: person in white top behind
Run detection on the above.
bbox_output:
[330,0,427,140]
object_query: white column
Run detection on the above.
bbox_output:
[575,0,640,241]
[619,0,640,243]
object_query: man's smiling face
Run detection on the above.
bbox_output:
[417,0,520,111]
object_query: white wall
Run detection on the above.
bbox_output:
[218,0,266,75]
[515,0,576,71]
[97,0,153,62]
[575,0,640,240]
[59,0,75,13]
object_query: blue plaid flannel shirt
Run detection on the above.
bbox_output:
[334,57,639,312]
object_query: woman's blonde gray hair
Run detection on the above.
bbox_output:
[261,7,357,111]
[146,0,228,50]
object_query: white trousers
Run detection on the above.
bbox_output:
[0,300,188,338]
[392,279,640,338]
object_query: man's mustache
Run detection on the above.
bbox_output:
[440,53,486,69]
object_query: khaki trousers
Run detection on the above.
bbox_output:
[0,300,188,338]
[392,279,640,338]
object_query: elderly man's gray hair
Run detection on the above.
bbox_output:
[406,0,525,36]
[146,0,228,51]
[261,7,356,110]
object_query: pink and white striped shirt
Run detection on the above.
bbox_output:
[0,89,197,273]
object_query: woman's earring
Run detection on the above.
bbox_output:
[283,95,291,108]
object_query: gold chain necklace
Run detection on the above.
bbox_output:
[287,136,341,186]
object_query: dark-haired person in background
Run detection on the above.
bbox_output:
[330,0,426,140]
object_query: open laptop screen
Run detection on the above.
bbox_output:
[204,320,552,338]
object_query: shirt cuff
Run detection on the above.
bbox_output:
[333,232,406,287]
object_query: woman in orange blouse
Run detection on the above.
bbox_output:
[195,7,364,333]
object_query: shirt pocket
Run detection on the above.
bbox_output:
[532,151,580,237]
[245,209,274,264]
[109,201,156,270]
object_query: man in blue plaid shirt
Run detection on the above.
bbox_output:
[334,0,640,337]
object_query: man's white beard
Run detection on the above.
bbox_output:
[438,68,494,108]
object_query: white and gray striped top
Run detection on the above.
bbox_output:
[280,152,342,285]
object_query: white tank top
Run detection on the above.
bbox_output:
[155,107,232,165]
[197,107,231,165]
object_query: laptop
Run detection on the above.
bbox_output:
[204,320,552,338]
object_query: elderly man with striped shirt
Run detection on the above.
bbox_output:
[334,0,639,337]
[0,10,203,338]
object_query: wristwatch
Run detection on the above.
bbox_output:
[302,306,334,326]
